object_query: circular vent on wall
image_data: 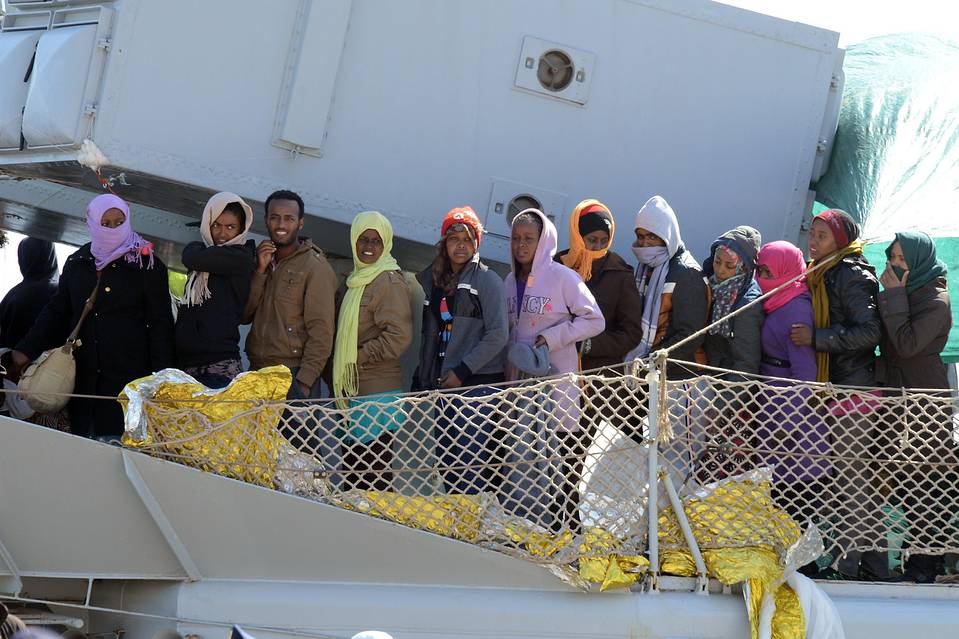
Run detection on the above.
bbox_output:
[508,195,542,223]
[537,50,574,92]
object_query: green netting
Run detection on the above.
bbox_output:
[813,34,959,364]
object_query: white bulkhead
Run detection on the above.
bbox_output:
[0,0,843,268]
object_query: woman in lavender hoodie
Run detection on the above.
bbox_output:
[502,208,605,531]
[753,241,827,523]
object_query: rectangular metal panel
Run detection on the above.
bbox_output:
[21,6,112,148]
[0,30,42,149]
[21,23,97,146]
[0,418,190,578]
[272,0,353,156]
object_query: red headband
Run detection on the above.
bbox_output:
[816,209,850,248]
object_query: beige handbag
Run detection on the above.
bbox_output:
[19,279,100,414]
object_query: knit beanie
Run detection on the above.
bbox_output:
[815,209,860,249]
[577,207,612,237]
[441,206,483,247]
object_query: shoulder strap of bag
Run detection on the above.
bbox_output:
[65,276,101,345]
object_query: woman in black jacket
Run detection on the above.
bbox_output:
[791,209,881,385]
[11,194,175,439]
[790,208,882,579]
[175,192,256,387]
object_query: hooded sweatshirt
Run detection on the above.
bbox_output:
[0,238,59,348]
[504,208,605,431]
[627,196,709,375]
[702,226,764,374]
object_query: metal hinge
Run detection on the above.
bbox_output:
[97,37,112,51]
[82,103,98,117]
[829,74,840,89]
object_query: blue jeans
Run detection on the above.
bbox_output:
[434,384,500,494]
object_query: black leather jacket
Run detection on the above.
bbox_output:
[813,254,881,386]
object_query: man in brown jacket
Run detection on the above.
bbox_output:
[243,190,338,398]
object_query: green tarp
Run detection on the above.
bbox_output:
[814,34,959,363]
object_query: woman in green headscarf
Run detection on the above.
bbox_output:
[877,230,951,389]
[877,230,953,582]
[333,211,413,490]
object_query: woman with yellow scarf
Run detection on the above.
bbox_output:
[788,208,883,580]
[332,211,413,491]
[789,208,880,386]
[553,198,643,531]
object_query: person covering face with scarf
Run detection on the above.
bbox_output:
[12,194,174,439]
[877,231,954,582]
[175,192,256,387]
[626,196,709,375]
[702,226,763,375]
[752,241,828,528]
[86,194,155,271]
[877,230,951,389]
[332,211,413,490]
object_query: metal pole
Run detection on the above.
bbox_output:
[661,471,708,595]
[646,353,663,594]
[0,531,23,597]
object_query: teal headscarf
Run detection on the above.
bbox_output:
[886,230,948,294]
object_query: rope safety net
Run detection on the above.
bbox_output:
[119,354,959,577]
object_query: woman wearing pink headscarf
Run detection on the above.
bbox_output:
[755,241,816,383]
[753,241,828,528]
[11,194,175,439]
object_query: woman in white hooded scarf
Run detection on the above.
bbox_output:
[628,195,710,377]
[175,192,256,387]
[628,195,711,481]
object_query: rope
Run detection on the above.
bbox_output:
[662,238,881,359]
[7,350,958,570]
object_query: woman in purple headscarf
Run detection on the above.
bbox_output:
[11,194,175,439]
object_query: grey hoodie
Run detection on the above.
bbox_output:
[414,257,508,389]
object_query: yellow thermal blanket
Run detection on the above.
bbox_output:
[659,473,805,639]
[121,366,291,487]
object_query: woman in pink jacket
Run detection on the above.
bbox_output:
[503,208,605,531]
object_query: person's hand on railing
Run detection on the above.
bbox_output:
[438,370,462,389]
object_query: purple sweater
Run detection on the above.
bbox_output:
[759,293,816,381]
[756,292,827,482]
